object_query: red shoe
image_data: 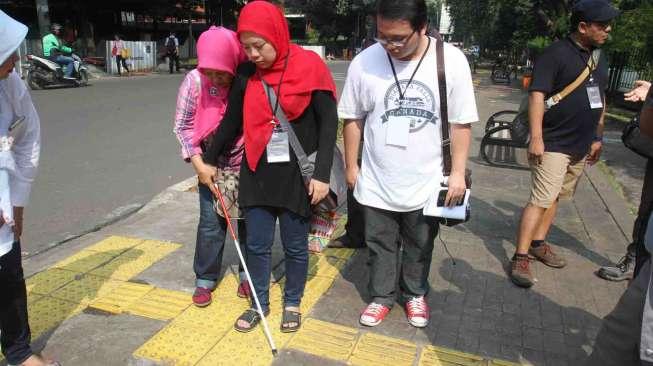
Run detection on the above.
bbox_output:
[193,287,212,307]
[405,296,429,328]
[237,281,251,298]
[359,302,390,327]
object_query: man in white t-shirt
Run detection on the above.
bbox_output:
[338,0,478,328]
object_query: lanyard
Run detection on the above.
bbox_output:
[386,36,431,101]
[569,37,597,82]
[262,54,290,125]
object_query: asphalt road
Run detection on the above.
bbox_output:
[22,61,350,255]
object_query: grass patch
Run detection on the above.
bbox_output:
[596,161,638,215]
[607,106,637,123]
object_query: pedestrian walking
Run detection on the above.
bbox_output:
[338,0,478,328]
[203,0,338,333]
[584,77,653,366]
[598,80,653,282]
[0,10,60,366]
[173,26,250,307]
[111,34,130,76]
[510,0,618,289]
[165,32,180,74]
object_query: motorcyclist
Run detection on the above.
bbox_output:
[41,23,74,79]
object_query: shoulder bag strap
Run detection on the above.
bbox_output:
[435,35,452,177]
[262,80,313,177]
[545,49,602,108]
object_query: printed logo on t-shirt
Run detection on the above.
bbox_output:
[209,86,218,96]
[381,79,436,132]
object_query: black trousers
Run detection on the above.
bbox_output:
[168,53,180,73]
[0,241,33,364]
[115,55,129,74]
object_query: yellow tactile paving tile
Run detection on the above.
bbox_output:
[321,247,356,260]
[489,360,523,366]
[131,239,182,259]
[134,300,242,366]
[50,273,123,305]
[349,332,418,366]
[197,312,296,366]
[213,273,249,301]
[52,250,117,273]
[135,321,224,366]
[126,288,192,321]
[307,254,348,279]
[84,235,144,254]
[301,275,337,312]
[286,318,358,361]
[419,345,485,366]
[89,240,181,281]
[25,268,79,295]
[88,254,156,281]
[88,281,154,314]
[28,296,85,339]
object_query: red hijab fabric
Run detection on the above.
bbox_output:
[237,0,337,171]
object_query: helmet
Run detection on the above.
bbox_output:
[50,23,63,32]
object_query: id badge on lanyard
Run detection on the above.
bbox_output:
[386,103,410,148]
[586,75,603,110]
[267,124,290,163]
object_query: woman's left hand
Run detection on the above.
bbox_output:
[308,179,329,205]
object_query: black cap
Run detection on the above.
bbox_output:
[572,0,620,22]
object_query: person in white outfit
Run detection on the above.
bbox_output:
[0,10,59,366]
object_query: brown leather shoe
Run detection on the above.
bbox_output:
[510,255,534,288]
[529,243,567,268]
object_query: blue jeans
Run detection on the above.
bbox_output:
[54,55,74,77]
[194,184,246,289]
[245,207,309,313]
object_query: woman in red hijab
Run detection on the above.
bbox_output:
[204,0,338,333]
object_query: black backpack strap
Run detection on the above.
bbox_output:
[435,35,451,176]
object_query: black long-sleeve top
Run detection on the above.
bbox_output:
[204,62,338,218]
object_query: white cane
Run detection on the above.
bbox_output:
[212,183,278,356]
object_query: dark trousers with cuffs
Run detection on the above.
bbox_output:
[0,241,33,365]
[363,205,439,308]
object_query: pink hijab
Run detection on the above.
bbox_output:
[192,26,246,145]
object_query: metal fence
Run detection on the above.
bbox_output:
[608,49,652,94]
[105,41,157,74]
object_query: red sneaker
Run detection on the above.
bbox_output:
[193,287,212,307]
[237,281,251,298]
[405,296,429,328]
[359,302,390,327]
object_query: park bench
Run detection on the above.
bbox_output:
[479,109,529,168]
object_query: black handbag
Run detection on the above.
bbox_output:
[435,35,471,227]
[262,81,347,213]
[622,116,653,159]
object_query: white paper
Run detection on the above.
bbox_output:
[385,115,410,147]
[423,188,471,220]
[267,130,291,163]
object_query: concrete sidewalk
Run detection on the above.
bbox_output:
[2,72,635,366]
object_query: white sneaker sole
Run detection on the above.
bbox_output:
[360,316,383,327]
[408,317,429,328]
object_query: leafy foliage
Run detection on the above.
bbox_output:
[446,0,650,58]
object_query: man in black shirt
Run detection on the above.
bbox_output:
[510,0,619,288]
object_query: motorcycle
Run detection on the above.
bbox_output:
[23,53,89,90]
